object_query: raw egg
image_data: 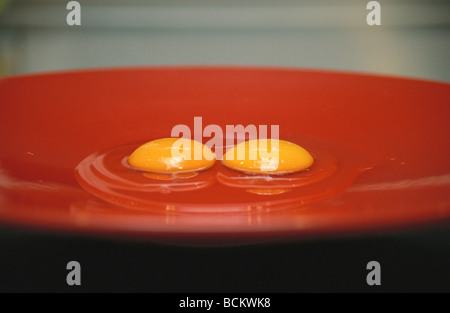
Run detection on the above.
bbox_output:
[128,138,215,174]
[223,139,314,175]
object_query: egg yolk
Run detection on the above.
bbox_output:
[223,139,314,175]
[128,138,215,174]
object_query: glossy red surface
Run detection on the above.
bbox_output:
[0,67,449,244]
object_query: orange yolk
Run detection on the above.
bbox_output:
[223,139,314,175]
[128,138,215,174]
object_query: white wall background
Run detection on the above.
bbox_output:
[0,0,449,81]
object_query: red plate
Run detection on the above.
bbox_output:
[0,67,449,245]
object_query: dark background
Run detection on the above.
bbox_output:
[1,223,449,293]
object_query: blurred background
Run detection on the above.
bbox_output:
[0,0,449,293]
[0,0,449,81]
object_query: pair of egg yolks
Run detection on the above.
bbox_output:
[128,138,314,176]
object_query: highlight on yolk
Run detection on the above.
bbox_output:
[223,139,314,175]
[128,138,216,174]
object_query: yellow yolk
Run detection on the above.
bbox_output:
[128,138,215,174]
[223,139,314,175]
